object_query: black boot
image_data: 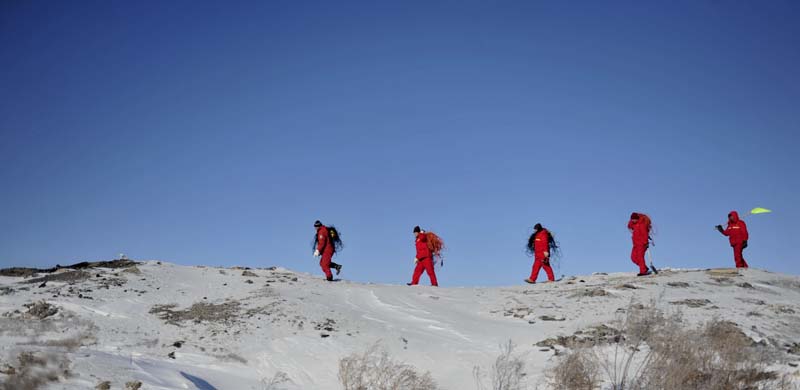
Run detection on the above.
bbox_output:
[334,263,342,275]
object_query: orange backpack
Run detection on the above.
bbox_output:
[425,232,445,259]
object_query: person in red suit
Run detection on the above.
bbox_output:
[313,220,342,281]
[525,223,556,284]
[716,211,749,268]
[408,226,438,286]
[628,213,652,276]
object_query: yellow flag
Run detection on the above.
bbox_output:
[750,207,772,215]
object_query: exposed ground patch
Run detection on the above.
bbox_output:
[150,301,241,325]
[536,324,620,349]
[1,260,137,279]
[670,298,712,308]
[570,288,608,298]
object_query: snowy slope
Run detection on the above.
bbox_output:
[1,261,799,389]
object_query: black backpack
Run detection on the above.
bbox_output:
[320,226,344,253]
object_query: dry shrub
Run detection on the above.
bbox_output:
[338,343,438,390]
[636,317,789,390]
[547,348,599,390]
[474,341,527,390]
[549,299,794,390]
[0,351,71,390]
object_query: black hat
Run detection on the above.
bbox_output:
[630,212,639,220]
[413,226,421,233]
[314,220,323,227]
[534,223,543,230]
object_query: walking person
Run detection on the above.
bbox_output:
[525,223,558,284]
[313,220,343,281]
[628,213,653,276]
[407,226,438,286]
[716,211,749,268]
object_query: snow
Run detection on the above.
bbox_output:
[1,261,799,389]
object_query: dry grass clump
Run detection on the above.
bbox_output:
[339,343,438,390]
[548,299,792,390]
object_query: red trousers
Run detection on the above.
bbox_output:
[732,244,749,268]
[631,244,648,274]
[529,256,554,282]
[410,257,438,286]
[320,252,334,279]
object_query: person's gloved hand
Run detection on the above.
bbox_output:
[313,249,320,257]
[414,258,419,264]
[715,225,724,233]
[742,240,748,249]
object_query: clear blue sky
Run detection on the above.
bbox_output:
[1,1,798,286]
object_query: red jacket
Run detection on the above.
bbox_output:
[628,219,650,246]
[534,229,550,257]
[723,211,749,246]
[316,226,334,255]
[415,233,431,260]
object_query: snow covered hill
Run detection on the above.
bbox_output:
[1,261,799,389]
